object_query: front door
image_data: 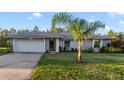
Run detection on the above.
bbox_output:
[49,39,55,51]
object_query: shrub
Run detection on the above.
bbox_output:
[46,50,49,53]
[71,48,74,52]
[100,46,122,53]
[64,47,66,52]
[74,48,78,52]
[59,46,62,52]
[100,39,124,53]
[83,47,95,53]
[100,46,106,53]
[111,39,124,47]
[0,47,10,54]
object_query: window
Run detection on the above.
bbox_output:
[94,40,100,48]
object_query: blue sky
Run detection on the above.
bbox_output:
[0,12,124,35]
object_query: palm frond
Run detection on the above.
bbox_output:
[90,21,105,32]
[51,13,105,41]
[51,12,73,31]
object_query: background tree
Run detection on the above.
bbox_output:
[107,29,117,38]
[9,28,17,41]
[32,26,39,32]
[0,28,2,47]
[51,13,105,64]
[0,32,2,47]
[46,29,49,32]
[2,29,10,47]
[9,28,16,35]
[51,28,65,32]
[18,29,29,34]
[118,32,124,40]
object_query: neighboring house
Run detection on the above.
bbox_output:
[10,32,112,53]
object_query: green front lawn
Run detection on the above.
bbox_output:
[32,53,124,80]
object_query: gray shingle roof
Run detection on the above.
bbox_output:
[11,31,111,40]
[89,35,112,40]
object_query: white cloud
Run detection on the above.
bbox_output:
[99,25,111,35]
[108,12,124,17]
[120,20,124,25]
[41,28,47,31]
[27,17,33,20]
[32,12,42,18]
[119,20,124,28]
[105,25,111,30]
[27,12,42,20]
[102,25,111,35]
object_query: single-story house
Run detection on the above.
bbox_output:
[10,32,112,53]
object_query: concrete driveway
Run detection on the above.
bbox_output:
[0,53,42,80]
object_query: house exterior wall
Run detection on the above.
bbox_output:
[45,39,49,52]
[92,40,102,52]
[69,40,94,51]
[92,40,100,52]
[103,40,111,47]
[12,37,111,53]
[83,40,93,50]
[69,40,95,50]
[70,40,93,50]
[100,40,103,48]
[56,38,59,52]
[70,40,78,49]
[69,39,111,52]
[59,39,64,48]
[92,40,111,52]
[13,38,45,52]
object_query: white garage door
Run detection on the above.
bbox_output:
[13,39,45,52]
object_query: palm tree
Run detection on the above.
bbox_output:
[51,13,105,64]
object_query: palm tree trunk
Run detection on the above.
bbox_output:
[77,40,82,64]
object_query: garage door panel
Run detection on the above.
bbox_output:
[13,39,45,52]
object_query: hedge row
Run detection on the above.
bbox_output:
[0,47,10,54]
